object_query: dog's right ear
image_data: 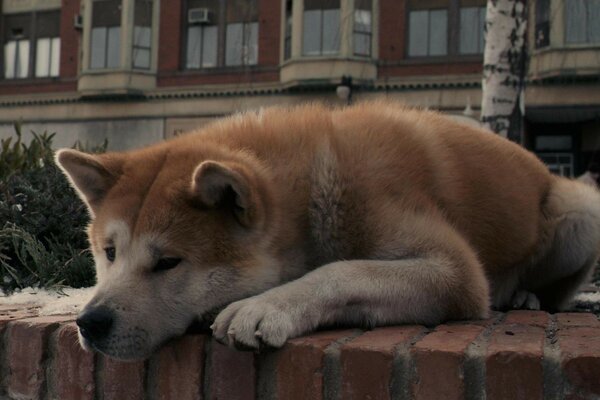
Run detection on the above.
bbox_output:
[55,149,120,215]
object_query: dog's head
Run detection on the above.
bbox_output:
[55,143,280,360]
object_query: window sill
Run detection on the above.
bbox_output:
[280,58,377,86]
[78,70,156,97]
[391,55,483,65]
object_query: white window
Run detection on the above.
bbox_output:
[226,22,258,66]
[133,0,153,69]
[90,0,122,69]
[459,6,486,54]
[354,0,372,57]
[35,37,60,77]
[303,0,340,56]
[565,0,600,44]
[186,25,218,68]
[4,39,30,79]
[408,9,448,57]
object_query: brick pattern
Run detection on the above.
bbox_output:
[0,309,599,399]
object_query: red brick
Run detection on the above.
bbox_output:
[59,0,81,78]
[208,340,256,400]
[258,0,281,66]
[49,323,95,400]
[158,0,182,72]
[99,356,145,400]
[379,0,406,60]
[276,330,357,400]
[556,313,600,329]
[412,324,484,400]
[486,324,546,400]
[504,310,550,328]
[559,326,600,396]
[340,326,425,400]
[154,334,206,400]
[6,316,72,399]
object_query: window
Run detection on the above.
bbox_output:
[303,0,340,56]
[408,9,448,57]
[133,0,153,69]
[35,12,61,77]
[284,0,292,60]
[565,0,600,44]
[535,0,550,48]
[90,0,122,69]
[459,5,485,54]
[3,11,60,79]
[186,0,219,69]
[225,0,258,66]
[354,0,372,57]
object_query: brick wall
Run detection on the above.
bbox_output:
[0,308,599,400]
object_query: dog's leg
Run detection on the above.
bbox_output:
[211,252,490,349]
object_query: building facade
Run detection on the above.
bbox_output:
[0,0,599,175]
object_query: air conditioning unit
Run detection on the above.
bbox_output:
[188,8,211,24]
[74,14,83,30]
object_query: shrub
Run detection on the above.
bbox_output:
[0,124,106,293]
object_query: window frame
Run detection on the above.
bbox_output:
[302,1,341,57]
[405,0,486,61]
[353,2,373,57]
[89,0,123,70]
[2,10,61,80]
[564,0,600,45]
[183,0,259,71]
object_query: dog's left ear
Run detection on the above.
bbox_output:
[191,160,263,228]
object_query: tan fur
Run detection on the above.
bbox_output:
[55,102,600,360]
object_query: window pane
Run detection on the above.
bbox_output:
[429,10,447,55]
[303,10,322,55]
[36,38,51,77]
[479,7,486,52]
[17,40,30,78]
[4,41,16,78]
[589,0,600,43]
[246,22,258,65]
[409,11,428,57]
[186,26,201,68]
[566,0,586,43]
[134,0,153,27]
[354,10,371,33]
[133,26,151,48]
[226,23,243,66]
[107,26,121,68]
[92,0,122,27]
[91,27,107,68]
[354,32,371,56]
[202,25,218,67]
[133,48,150,68]
[460,7,479,54]
[50,38,60,76]
[322,9,340,54]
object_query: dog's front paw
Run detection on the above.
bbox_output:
[211,296,296,350]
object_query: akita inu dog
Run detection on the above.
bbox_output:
[56,102,600,360]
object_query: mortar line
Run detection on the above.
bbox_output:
[323,329,364,400]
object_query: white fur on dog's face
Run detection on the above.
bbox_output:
[81,219,267,360]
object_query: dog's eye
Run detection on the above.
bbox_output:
[154,257,182,272]
[104,247,116,262]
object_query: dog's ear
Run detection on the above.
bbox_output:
[55,149,120,215]
[191,160,261,228]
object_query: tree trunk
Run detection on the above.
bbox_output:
[480,0,528,143]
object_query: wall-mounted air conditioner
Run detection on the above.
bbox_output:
[188,8,212,24]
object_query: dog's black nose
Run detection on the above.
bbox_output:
[76,307,114,342]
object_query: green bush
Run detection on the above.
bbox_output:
[0,124,106,293]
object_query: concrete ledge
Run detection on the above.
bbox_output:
[0,308,599,399]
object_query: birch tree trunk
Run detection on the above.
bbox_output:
[480,0,528,143]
